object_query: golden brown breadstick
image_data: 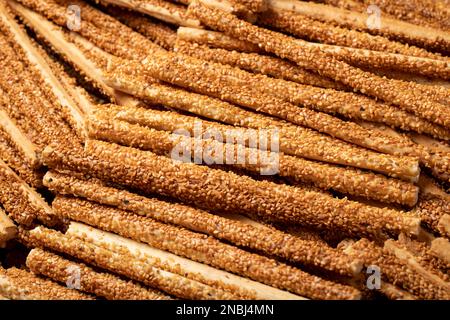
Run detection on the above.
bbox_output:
[0,159,58,226]
[66,222,305,300]
[172,40,450,141]
[266,0,450,53]
[53,196,360,300]
[28,226,256,300]
[42,141,421,240]
[343,238,450,300]
[0,4,86,138]
[26,248,171,300]
[189,1,450,128]
[104,6,177,50]
[0,208,16,248]
[103,67,421,182]
[259,8,447,61]
[174,39,345,90]
[88,112,419,206]
[0,110,38,168]
[0,266,93,300]
[94,0,200,26]
[109,55,425,177]
[44,171,360,277]
[429,238,450,265]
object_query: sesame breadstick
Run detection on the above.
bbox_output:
[0,3,86,138]
[396,234,449,276]
[0,208,16,248]
[0,35,79,151]
[28,226,252,300]
[189,1,450,128]
[174,39,345,90]
[438,215,450,238]
[88,112,419,206]
[384,239,450,290]
[0,159,58,226]
[429,238,450,265]
[0,133,43,188]
[103,71,421,181]
[176,26,262,53]
[259,8,447,61]
[343,238,450,300]
[357,0,450,31]
[0,110,39,168]
[104,6,177,50]
[379,283,418,300]
[265,0,450,53]
[0,267,93,300]
[172,40,450,141]
[42,140,421,239]
[44,171,361,277]
[66,222,305,300]
[54,197,360,300]
[126,52,444,158]
[26,248,171,300]
[95,0,200,26]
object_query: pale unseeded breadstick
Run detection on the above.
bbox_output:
[66,222,305,300]
[265,0,450,53]
[0,159,58,226]
[42,141,421,239]
[189,1,450,128]
[53,197,360,300]
[0,266,93,300]
[259,9,447,61]
[29,226,239,300]
[44,171,361,277]
[0,208,16,248]
[26,248,171,300]
[172,41,450,141]
[103,71,421,182]
[0,4,86,138]
[343,239,450,299]
[88,112,419,206]
[174,39,345,90]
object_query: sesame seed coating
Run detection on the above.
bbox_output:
[53,196,360,299]
[265,0,450,53]
[259,9,447,61]
[42,140,421,239]
[105,6,178,50]
[88,110,419,206]
[0,208,17,248]
[189,1,450,128]
[358,0,450,31]
[0,159,58,226]
[103,66,422,181]
[29,226,244,300]
[174,41,450,141]
[109,55,422,181]
[344,238,450,299]
[378,282,418,300]
[0,266,93,300]
[26,248,171,300]
[44,171,360,277]
[174,39,346,90]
